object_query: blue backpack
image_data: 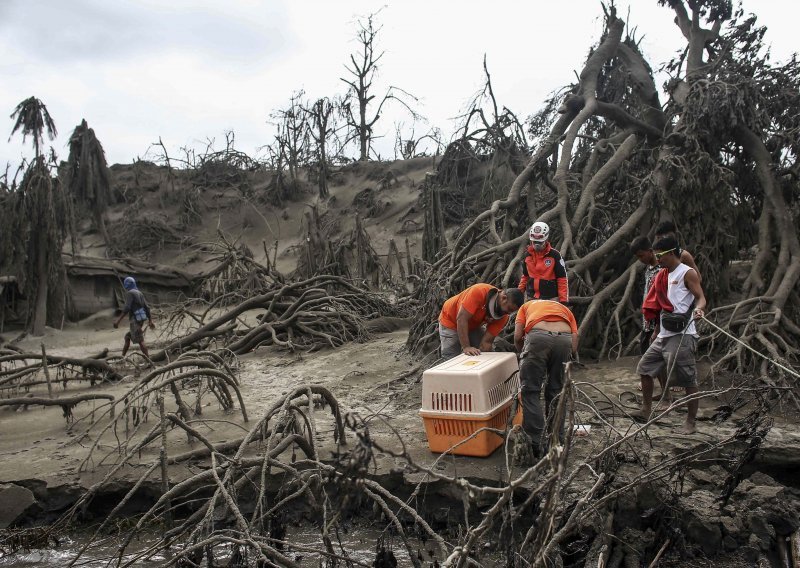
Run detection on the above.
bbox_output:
[129,290,149,322]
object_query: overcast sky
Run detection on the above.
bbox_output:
[1,0,797,173]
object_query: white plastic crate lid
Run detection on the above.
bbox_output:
[421,352,519,414]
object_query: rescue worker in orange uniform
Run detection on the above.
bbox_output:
[518,222,569,304]
[514,299,579,456]
[438,284,524,359]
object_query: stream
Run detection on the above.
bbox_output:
[0,522,470,567]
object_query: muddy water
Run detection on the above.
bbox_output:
[0,524,476,567]
[0,535,164,567]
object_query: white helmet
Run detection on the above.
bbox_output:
[529,221,550,243]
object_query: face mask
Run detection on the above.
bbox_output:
[489,295,502,319]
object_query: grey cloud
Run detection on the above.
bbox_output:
[0,0,295,65]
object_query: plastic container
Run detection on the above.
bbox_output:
[419,352,522,456]
[420,399,523,456]
[421,352,520,413]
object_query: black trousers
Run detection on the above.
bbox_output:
[519,330,572,450]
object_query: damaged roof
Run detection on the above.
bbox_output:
[64,255,195,288]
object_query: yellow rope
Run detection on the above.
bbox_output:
[700,315,800,380]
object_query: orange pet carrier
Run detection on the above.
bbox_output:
[419,352,522,457]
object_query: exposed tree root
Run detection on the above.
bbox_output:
[0,352,122,392]
[69,351,247,471]
[0,393,115,423]
[41,362,793,567]
[402,3,800,401]
[155,274,404,360]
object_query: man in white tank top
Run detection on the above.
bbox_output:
[636,236,707,433]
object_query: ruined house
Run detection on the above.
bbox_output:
[65,255,194,317]
[0,256,195,329]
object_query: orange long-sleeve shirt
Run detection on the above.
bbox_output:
[518,243,569,303]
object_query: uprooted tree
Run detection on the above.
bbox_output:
[3,4,800,567]
[30,362,794,567]
[408,1,800,400]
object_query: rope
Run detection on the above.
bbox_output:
[700,315,800,381]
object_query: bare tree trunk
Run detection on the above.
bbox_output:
[303,208,326,276]
[405,237,413,276]
[158,395,173,528]
[96,211,111,250]
[388,239,405,280]
[32,238,48,336]
[40,343,53,399]
[359,92,369,161]
[318,138,329,199]
[422,181,446,263]
[355,214,366,280]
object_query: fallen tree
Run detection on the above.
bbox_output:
[0,393,115,423]
[0,350,122,392]
[406,2,800,402]
[68,350,247,470]
[44,364,799,567]
[156,273,405,360]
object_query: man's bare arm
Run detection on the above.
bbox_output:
[681,250,702,282]
[456,307,480,356]
[479,331,496,352]
[684,269,706,317]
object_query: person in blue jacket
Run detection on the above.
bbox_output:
[113,276,155,358]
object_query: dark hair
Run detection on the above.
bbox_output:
[630,236,652,255]
[652,235,679,253]
[654,220,677,236]
[504,288,524,309]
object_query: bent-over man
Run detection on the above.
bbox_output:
[113,276,155,359]
[438,284,523,359]
[514,299,579,456]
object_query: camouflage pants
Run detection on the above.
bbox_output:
[125,319,146,343]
